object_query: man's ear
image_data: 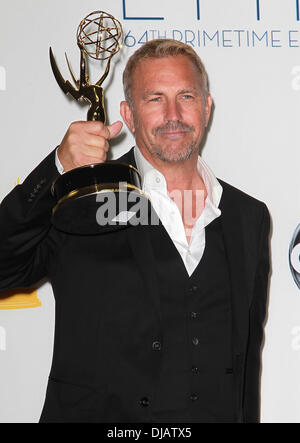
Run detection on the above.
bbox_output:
[205,94,213,127]
[120,101,135,134]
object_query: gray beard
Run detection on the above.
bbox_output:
[150,140,197,163]
[150,120,197,162]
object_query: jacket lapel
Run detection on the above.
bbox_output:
[126,224,162,325]
[219,182,250,353]
[116,147,136,168]
[118,148,162,324]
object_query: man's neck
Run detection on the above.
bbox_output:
[135,146,209,245]
[137,147,206,194]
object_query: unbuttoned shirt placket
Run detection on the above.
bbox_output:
[134,146,223,277]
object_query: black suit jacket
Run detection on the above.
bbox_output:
[0,147,270,423]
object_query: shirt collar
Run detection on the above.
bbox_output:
[134,145,223,209]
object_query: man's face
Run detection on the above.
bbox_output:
[121,55,212,163]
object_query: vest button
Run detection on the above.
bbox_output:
[191,366,199,374]
[152,341,162,351]
[189,285,198,292]
[140,397,150,407]
[190,394,198,402]
[192,337,199,346]
[191,312,198,319]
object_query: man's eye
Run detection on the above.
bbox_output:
[149,97,161,102]
[182,94,194,100]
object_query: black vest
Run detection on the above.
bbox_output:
[149,217,235,423]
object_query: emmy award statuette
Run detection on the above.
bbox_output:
[50,11,147,234]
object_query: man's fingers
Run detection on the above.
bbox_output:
[59,120,123,172]
[106,121,123,139]
[85,135,110,152]
[69,120,123,140]
[82,144,109,158]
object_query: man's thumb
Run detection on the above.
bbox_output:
[107,121,123,139]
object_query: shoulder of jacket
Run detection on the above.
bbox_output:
[218,178,268,212]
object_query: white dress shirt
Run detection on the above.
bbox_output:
[134,147,223,276]
[55,147,223,276]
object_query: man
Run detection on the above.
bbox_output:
[0,39,270,423]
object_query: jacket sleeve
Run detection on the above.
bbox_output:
[0,149,60,292]
[243,203,271,423]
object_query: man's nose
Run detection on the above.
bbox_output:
[164,99,182,121]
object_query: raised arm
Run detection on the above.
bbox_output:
[0,149,59,292]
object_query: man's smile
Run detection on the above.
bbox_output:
[158,130,188,140]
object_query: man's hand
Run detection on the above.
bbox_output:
[57,120,123,172]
